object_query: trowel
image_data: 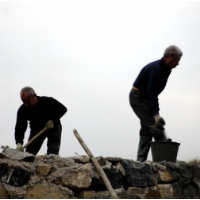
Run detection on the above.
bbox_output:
[0,120,54,162]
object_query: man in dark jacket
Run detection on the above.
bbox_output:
[129,45,183,162]
[15,87,67,155]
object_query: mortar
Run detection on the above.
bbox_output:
[150,139,180,162]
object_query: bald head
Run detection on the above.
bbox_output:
[20,87,38,108]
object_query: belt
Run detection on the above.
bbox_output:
[133,86,140,91]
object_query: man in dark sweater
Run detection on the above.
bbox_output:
[15,87,67,155]
[129,45,183,162]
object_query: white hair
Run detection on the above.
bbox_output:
[164,45,183,58]
[20,87,36,97]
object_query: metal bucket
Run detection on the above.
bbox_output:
[150,140,180,162]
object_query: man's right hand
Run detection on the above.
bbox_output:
[45,120,54,130]
[154,114,166,128]
[16,143,23,151]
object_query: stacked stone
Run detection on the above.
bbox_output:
[0,155,200,198]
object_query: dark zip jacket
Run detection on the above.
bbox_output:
[133,58,171,115]
[14,96,67,144]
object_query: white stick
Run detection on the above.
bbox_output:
[73,129,119,199]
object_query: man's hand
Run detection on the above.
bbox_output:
[154,114,166,128]
[45,120,54,130]
[16,143,24,152]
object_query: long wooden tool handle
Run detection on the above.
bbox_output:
[73,129,118,199]
[22,127,48,149]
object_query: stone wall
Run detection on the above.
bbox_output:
[0,154,200,199]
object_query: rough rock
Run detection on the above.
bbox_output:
[95,188,125,199]
[172,182,182,199]
[96,156,106,166]
[193,177,200,189]
[80,163,100,179]
[76,190,96,199]
[9,168,32,187]
[146,162,166,172]
[118,191,141,199]
[0,163,8,180]
[48,165,92,190]
[153,172,159,185]
[36,164,51,175]
[2,183,27,199]
[121,160,154,187]
[35,154,75,168]
[178,163,193,185]
[113,162,126,176]
[0,183,9,199]
[89,166,123,191]
[181,184,200,199]
[160,161,178,170]
[127,184,173,199]
[192,165,200,188]
[158,169,174,182]
[1,155,200,199]
[105,157,122,162]
[72,155,90,163]
[101,161,112,170]
[24,184,73,199]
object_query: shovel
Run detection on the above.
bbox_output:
[0,120,54,162]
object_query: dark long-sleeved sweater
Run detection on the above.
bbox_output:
[133,58,171,115]
[15,96,67,144]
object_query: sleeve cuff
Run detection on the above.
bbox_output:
[153,111,159,116]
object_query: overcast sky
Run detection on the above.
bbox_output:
[0,1,200,162]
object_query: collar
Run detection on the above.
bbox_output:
[160,57,171,74]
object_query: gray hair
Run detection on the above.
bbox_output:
[164,45,183,58]
[20,87,36,97]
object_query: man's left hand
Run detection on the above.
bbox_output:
[154,114,166,128]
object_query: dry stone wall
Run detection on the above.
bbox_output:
[0,154,200,199]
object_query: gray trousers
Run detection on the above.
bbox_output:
[26,124,62,155]
[129,89,166,162]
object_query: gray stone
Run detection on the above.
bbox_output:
[181,184,200,198]
[128,184,173,199]
[72,155,90,163]
[35,155,75,168]
[36,164,51,175]
[104,157,122,162]
[80,163,100,179]
[89,166,123,190]
[158,169,174,182]
[101,161,112,170]
[114,162,126,176]
[25,184,73,199]
[0,183,9,199]
[48,165,92,190]
[96,188,125,199]
[76,190,96,199]
[121,160,154,187]
[118,191,141,199]
[160,161,178,170]
[96,156,106,166]
[177,163,193,185]
[149,162,166,172]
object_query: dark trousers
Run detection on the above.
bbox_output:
[129,89,166,162]
[26,124,62,155]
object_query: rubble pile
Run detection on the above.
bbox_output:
[0,155,200,199]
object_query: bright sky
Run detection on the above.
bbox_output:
[0,1,200,162]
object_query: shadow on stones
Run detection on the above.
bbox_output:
[89,166,123,191]
[9,168,31,187]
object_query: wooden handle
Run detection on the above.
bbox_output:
[22,127,48,149]
[73,129,118,199]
